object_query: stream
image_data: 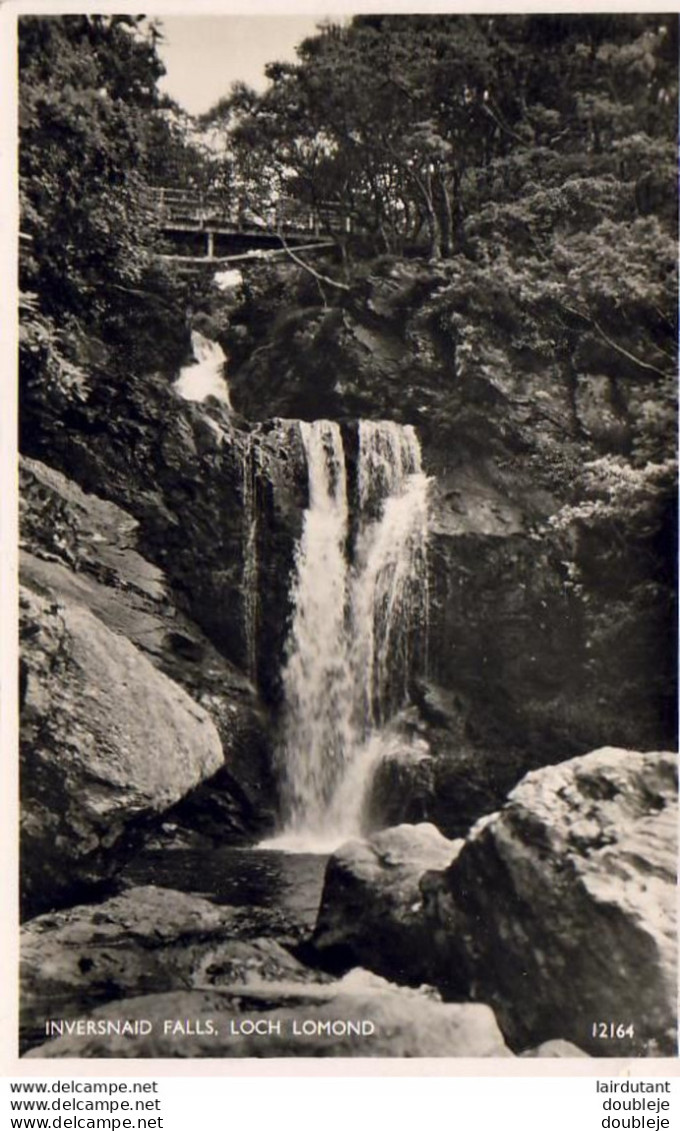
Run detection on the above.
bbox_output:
[122,844,328,940]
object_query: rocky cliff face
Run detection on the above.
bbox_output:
[224,259,676,828]
[312,824,460,983]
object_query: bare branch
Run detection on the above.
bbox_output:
[275,228,350,292]
[481,99,526,144]
[560,302,673,379]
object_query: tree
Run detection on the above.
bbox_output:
[19,16,167,323]
[214,13,676,268]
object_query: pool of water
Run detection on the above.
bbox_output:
[122,845,329,937]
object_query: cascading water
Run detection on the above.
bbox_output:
[271,419,430,850]
[350,422,430,731]
[277,422,356,832]
[174,330,232,407]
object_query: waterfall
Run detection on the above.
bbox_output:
[271,419,430,850]
[174,331,231,407]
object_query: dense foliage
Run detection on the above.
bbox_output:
[20,17,164,316]
[18,16,197,389]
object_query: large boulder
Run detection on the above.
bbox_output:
[25,970,512,1059]
[423,747,677,1056]
[21,885,325,1053]
[312,823,461,984]
[20,587,224,917]
[20,455,275,837]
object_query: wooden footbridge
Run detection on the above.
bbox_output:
[144,185,347,263]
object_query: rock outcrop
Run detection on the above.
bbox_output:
[21,885,326,1052]
[312,823,461,984]
[21,366,308,707]
[423,747,678,1056]
[26,970,512,1059]
[20,588,224,917]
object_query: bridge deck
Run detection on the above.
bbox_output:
[144,185,347,258]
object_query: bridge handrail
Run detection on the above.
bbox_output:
[142,183,350,234]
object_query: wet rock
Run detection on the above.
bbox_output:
[21,885,323,1052]
[26,970,513,1058]
[20,457,167,599]
[312,824,461,984]
[20,587,223,917]
[423,747,678,1056]
[364,696,532,840]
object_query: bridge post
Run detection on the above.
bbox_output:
[206,230,215,259]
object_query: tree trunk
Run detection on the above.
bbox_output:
[422,169,442,260]
[437,171,453,258]
[451,168,465,252]
[378,219,393,254]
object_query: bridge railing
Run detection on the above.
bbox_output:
[141,185,235,227]
[142,185,349,236]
